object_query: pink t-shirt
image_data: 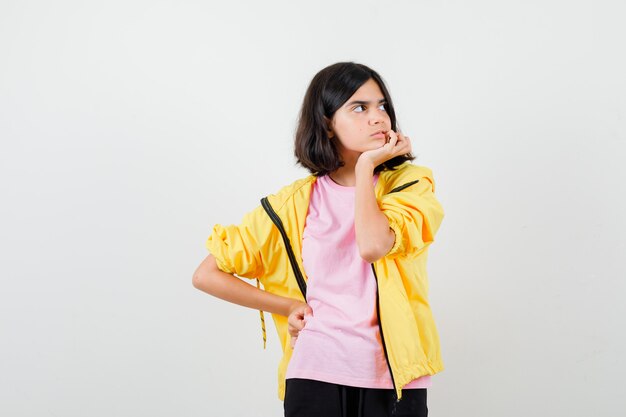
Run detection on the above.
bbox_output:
[285,173,431,389]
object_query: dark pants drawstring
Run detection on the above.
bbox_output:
[339,383,366,417]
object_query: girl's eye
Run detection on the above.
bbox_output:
[354,103,387,112]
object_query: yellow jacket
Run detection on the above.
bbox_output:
[206,162,445,401]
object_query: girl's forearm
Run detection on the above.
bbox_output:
[193,256,302,317]
[354,161,395,262]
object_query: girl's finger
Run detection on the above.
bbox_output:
[291,318,305,331]
[386,130,398,146]
[403,135,412,152]
[396,132,412,153]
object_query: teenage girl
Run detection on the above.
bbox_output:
[193,62,445,417]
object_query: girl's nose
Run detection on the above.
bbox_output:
[369,114,386,125]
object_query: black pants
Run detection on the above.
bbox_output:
[284,378,428,417]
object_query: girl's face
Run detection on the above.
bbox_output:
[328,78,392,159]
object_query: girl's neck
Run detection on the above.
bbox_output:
[328,150,359,186]
[328,168,356,187]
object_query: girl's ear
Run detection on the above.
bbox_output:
[323,116,334,139]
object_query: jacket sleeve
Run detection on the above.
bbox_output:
[378,174,444,259]
[205,204,268,279]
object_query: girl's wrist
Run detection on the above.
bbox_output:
[355,158,375,174]
[286,299,306,316]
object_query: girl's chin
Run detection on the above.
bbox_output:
[372,138,387,147]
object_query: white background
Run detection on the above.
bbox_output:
[1,1,625,416]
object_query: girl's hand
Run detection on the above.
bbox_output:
[358,129,412,169]
[287,301,313,348]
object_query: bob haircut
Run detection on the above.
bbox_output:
[294,62,415,176]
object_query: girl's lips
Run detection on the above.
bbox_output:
[371,132,386,138]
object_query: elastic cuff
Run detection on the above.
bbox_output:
[385,216,403,258]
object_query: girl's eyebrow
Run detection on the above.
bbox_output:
[344,98,387,107]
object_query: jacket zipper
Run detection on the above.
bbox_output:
[388,178,419,193]
[260,197,307,300]
[371,263,399,403]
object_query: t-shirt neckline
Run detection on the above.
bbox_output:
[322,172,380,192]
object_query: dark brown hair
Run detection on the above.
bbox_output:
[294,62,415,176]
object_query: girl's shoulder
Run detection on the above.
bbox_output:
[263,174,317,211]
[379,162,436,191]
